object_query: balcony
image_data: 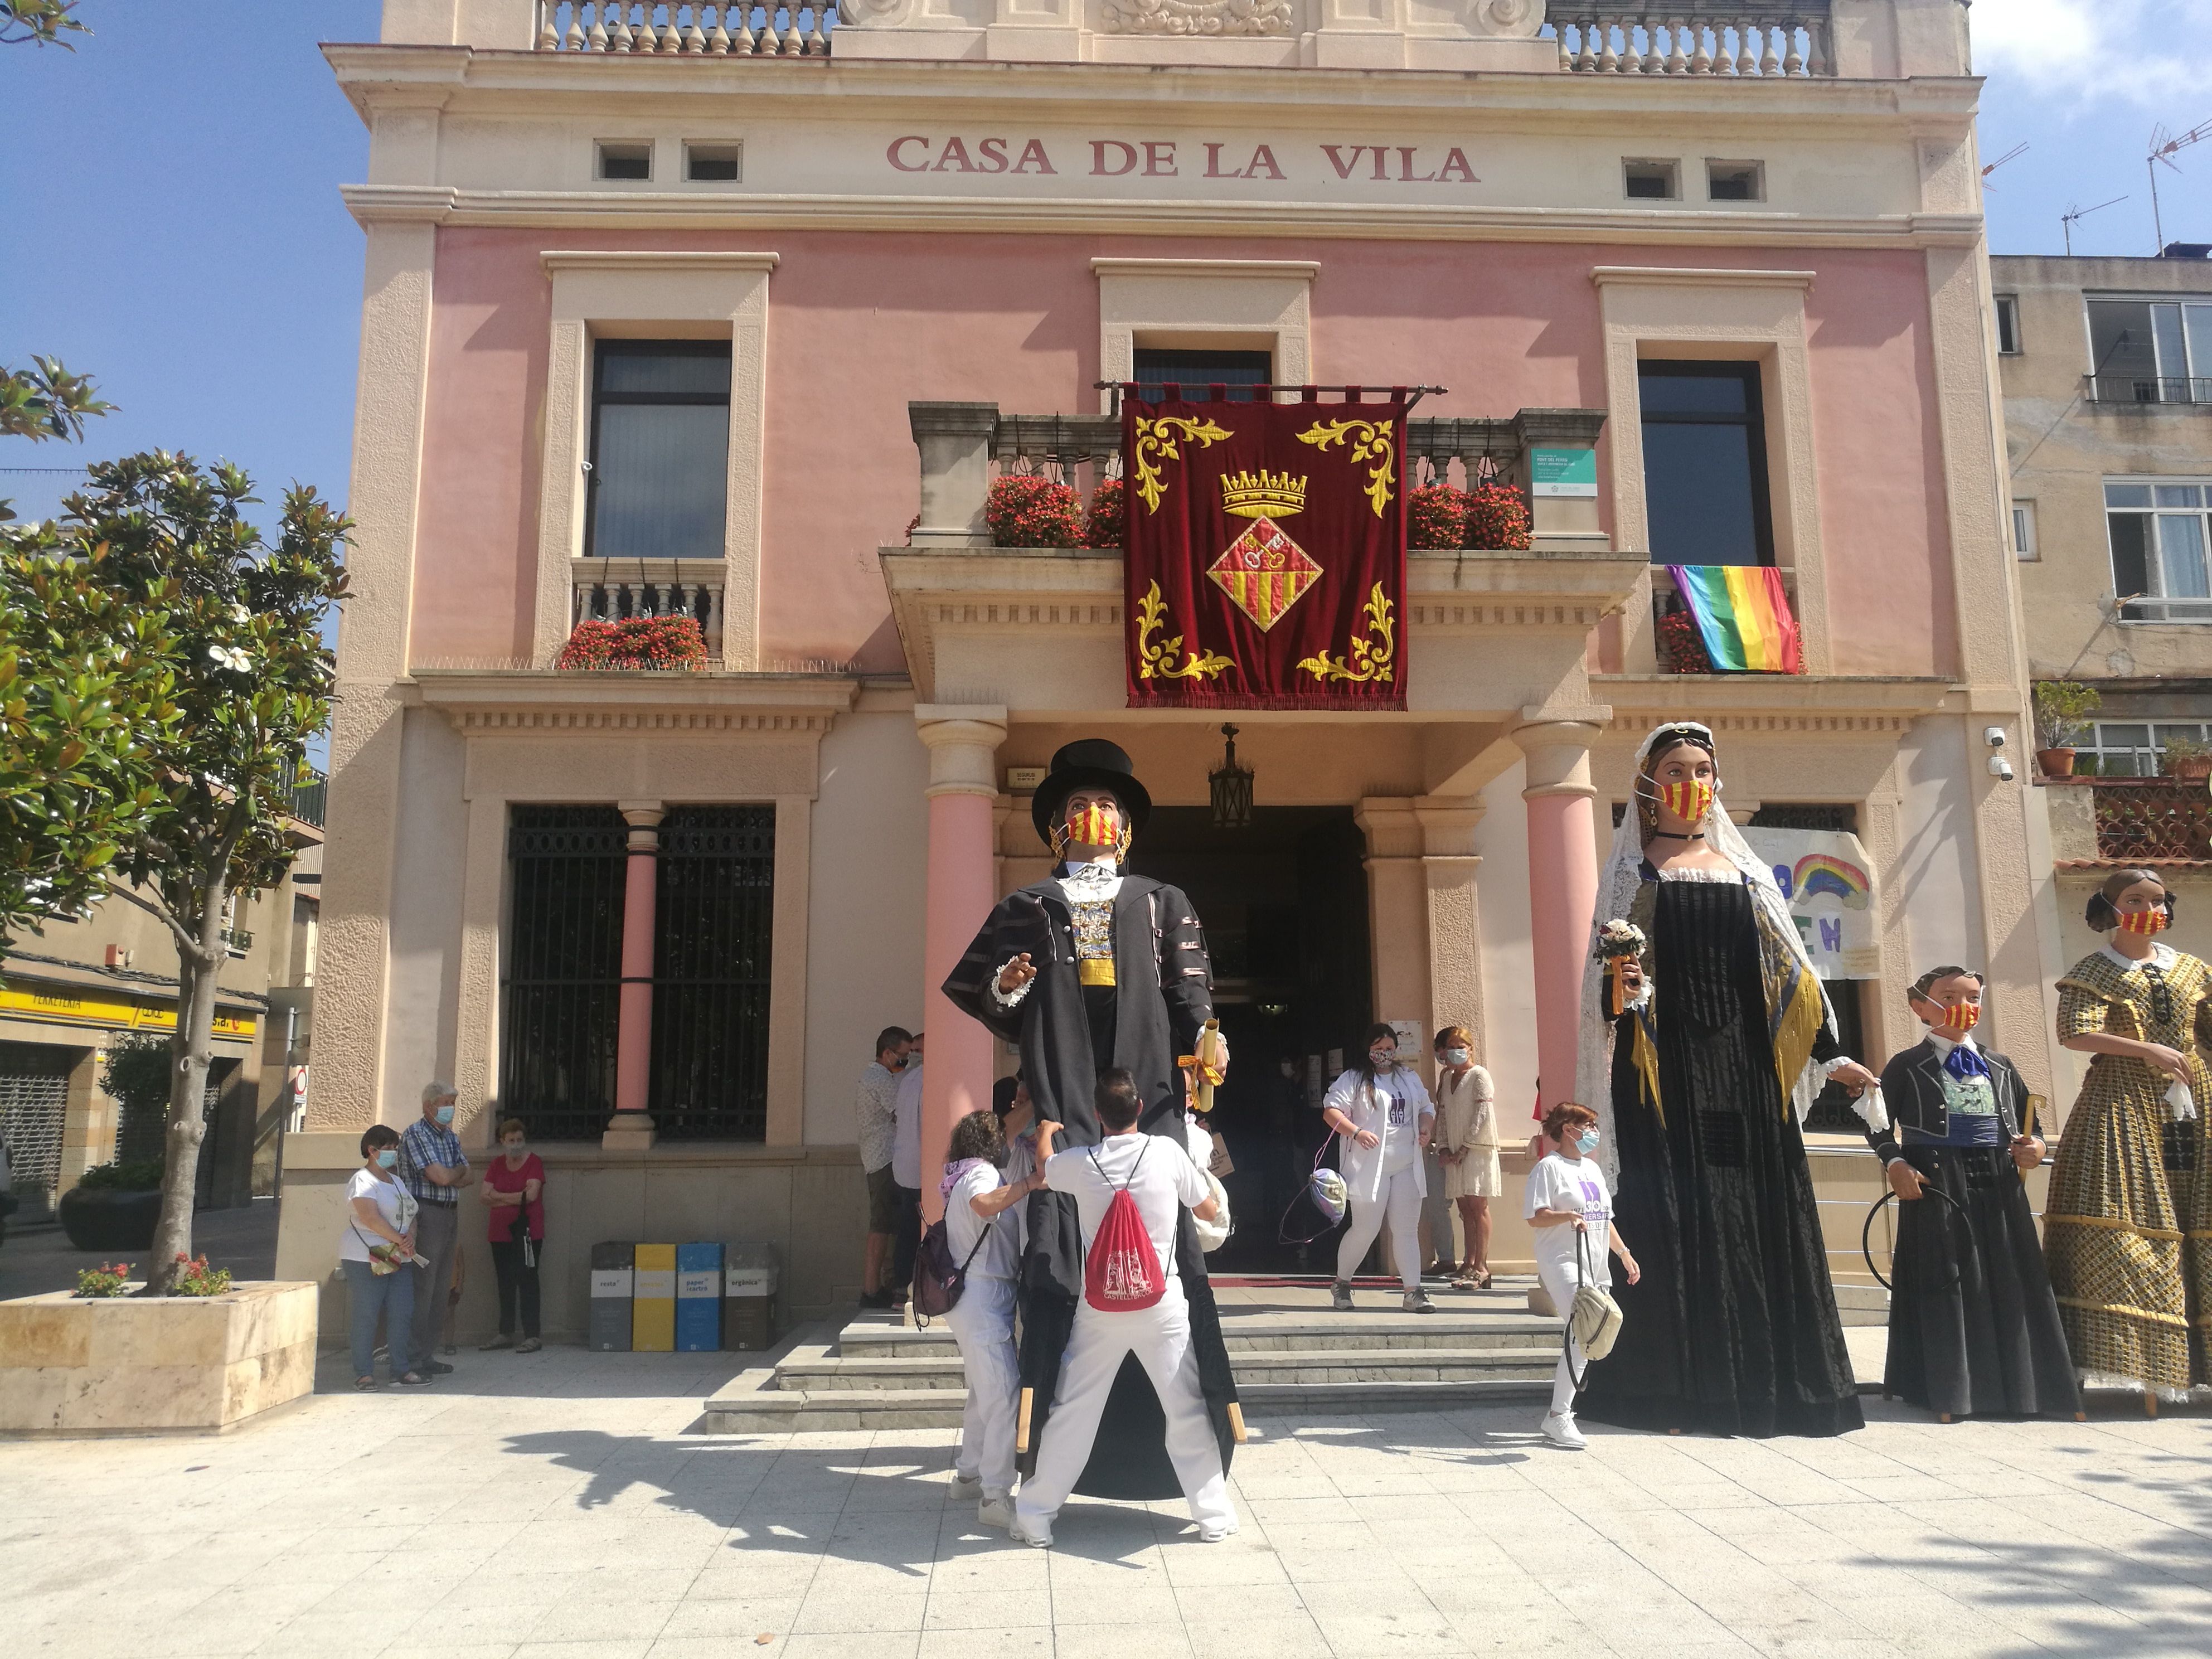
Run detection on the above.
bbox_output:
[571,558,726,656]
[287,761,327,830]
[1549,4,1835,77]
[2046,777,2212,867]
[534,2,836,54]
[2083,375,2212,408]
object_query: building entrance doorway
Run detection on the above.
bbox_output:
[1129,806,1371,1273]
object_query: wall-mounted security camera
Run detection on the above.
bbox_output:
[1987,755,2015,780]
[1983,726,2007,749]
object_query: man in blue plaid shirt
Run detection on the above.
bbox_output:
[399,1081,476,1374]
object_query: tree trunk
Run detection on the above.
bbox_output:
[145,883,224,1294]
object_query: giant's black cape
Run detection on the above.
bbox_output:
[943,874,1240,1496]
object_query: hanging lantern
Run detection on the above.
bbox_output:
[1210,723,1254,831]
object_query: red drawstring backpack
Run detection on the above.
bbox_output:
[1083,1140,1166,1312]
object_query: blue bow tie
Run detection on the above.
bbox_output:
[1943,1043,1990,1082]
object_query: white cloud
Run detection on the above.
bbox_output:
[1971,0,2204,110]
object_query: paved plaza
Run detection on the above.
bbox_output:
[6,1336,2212,1659]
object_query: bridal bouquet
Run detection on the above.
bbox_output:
[1595,920,1648,1015]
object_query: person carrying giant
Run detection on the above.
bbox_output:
[940,739,1241,1537]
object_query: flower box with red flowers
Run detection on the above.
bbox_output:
[556,615,709,672]
[986,476,1084,548]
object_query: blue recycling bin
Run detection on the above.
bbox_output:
[675,1241,725,1352]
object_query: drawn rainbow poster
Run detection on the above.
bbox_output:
[1789,852,1871,910]
[1740,828,1881,981]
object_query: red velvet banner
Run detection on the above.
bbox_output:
[1123,390,1408,712]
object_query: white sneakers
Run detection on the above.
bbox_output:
[950,1473,983,1501]
[1540,1409,1588,1451]
[977,1496,1015,1530]
[1197,1522,1239,1542]
[1008,1517,1054,1548]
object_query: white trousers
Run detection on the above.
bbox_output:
[1336,1165,1424,1290]
[1537,1260,1604,1416]
[945,1273,1020,1500]
[1015,1284,1236,1536]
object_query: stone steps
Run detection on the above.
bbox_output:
[776,1345,1556,1393]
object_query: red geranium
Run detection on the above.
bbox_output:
[986,476,1084,549]
[1407,484,1471,550]
[557,615,709,671]
[1657,609,1715,674]
[1464,482,1532,551]
[1084,478,1127,549]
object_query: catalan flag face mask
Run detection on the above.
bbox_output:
[1653,777,1715,827]
[2118,906,2170,937]
[1937,1001,1980,1035]
[1055,798,1128,860]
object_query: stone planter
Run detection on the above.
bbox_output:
[57,1186,162,1252]
[0,1281,317,1434]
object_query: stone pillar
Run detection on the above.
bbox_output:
[1414,797,1486,1055]
[1512,717,1603,1115]
[908,402,999,548]
[1354,799,1432,1055]
[605,803,664,1152]
[917,705,1008,1222]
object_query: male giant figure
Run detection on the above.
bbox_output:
[941,739,1241,1514]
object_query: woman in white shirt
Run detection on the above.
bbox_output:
[942,1108,1040,1529]
[1430,1025,1500,1289]
[1324,1023,1436,1313]
[336,1124,428,1389]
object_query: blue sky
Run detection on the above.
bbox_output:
[2,0,2208,532]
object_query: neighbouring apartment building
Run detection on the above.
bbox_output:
[289,0,2046,1333]
[1993,251,2212,1072]
[0,775,323,1224]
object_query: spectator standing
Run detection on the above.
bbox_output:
[890,1031,925,1298]
[1323,1024,1436,1313]
[1525,1102,1639,1451]
[942,1108,1036,1529]
[480,1117,546,1352]
[856,1027,913,1309]
[399,1081,474,1376]
[1432,1026,1500,1289]
[337,1124,427,1389]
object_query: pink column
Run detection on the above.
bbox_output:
[1514,721,1602,1116]
[916,706,1007,1223]
[606,803,664,1150]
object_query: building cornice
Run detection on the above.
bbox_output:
[540,249,780,273]
[412,668,858,734]
[1592,672,1957,724]
[1590,266,1818,288]
[1092,258,1320,280]
[339,183,1981,250]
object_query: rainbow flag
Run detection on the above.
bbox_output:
[1667,565,1804,674]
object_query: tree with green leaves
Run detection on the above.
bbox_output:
[0,0,85,48]
[2,455,348,1291]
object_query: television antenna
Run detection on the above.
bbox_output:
[2147,118,2212,252]
[2061,196,2127,255]
[1980,143,2028,188]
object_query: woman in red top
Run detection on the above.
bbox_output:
[479,1117,546,1352]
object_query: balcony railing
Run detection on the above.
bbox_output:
[1548,3,1833,76]
[288,761,327,829]
[571,557,725,653]
[533,2,836,54]
[2083,375,2212,407]
[2090,778,2212,863]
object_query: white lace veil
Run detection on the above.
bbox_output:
[1573,721,1854,1184]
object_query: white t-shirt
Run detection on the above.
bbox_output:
[1002,1129,1038,1253]
[1524,1152,1612,1288]
[1045,1131,1210,1272]
[946,1162,1021,1283]
[892,1063,924,1188]
[338,1166,418,1263]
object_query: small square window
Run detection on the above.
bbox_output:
[2154,484,2203,509]
[1993,295,2021,355]
[2106,483,2152,509]
[685,142,742,183]
[2011,499,2038,560]
[1624,159,1680,201]
[596,141,652,182]
[1706,160,1764,202]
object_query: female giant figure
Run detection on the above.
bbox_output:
[1573,722,1881,1437]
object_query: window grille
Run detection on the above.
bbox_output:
[500,807,628,1141]
[650,806,776,1142]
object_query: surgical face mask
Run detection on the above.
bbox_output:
[434,1104,455,1126]
[375,1148,399,1169]
[2118,906,2170,937]
[503,1139,526,1156]
[1442,1047,1471,1068]
[1574,1129,1601,1156]
[1654,777,1715,825]
[1937,1001,1980,1035]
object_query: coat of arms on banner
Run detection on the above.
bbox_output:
[1122,391,1408,711]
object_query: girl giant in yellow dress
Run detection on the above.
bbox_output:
[2045,868,2212,1404]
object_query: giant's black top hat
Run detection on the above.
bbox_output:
[1030,738,1153,845]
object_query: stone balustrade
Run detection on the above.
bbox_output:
[533,1,836,55]
[572,559,726,651]
[1548,4,1832,75]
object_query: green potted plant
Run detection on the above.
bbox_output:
[2160,734,2212,782]
[58,1157,167,1252]
[2032,681,2101,778]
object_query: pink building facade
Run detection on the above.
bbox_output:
[279,0,2050,1335]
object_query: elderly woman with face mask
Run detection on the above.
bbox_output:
[1325,1023,1435,1313]
[2045,868,2212,1411]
